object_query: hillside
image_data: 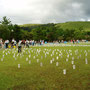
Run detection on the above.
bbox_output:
[20,24,41,32]
[56,21,90,31]
[20,24,41,27]
[20,21,90,31]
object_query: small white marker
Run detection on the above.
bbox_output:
[1,58,3,61]
[40,62,43,67]
[72,61,74,64]
[72,57,74,60]
[3,55,4,58]
[66,58,68,62]
[56,52,58,54]
[50,60,52,64]
[85,53,87,56]
[6,53,7,55]
[37,59,39,63]
[29,55,31,58]
[67,55,69,58]
[85,58,88,64]
[29,60,31,64]
[18,64,20,68]
[56,56,59,60]
[33,56,35,59]
[73,65,76,69]
[63,69,66,75]
[52,58,54,61]
[56,62,59,66]
[26,58,28,61]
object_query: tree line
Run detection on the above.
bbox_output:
[0,16,90,42]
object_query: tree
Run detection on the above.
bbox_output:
[0,16,11,25]
[0,16,13,40]
[58,36,64,40]
[13,24,23,41]
[74,30,85,40]
[0,25,10,40]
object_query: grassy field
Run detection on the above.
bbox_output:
[0,46,90,90]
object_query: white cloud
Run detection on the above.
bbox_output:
[87,19,90,21]
[0,0,90,24]
[80,18,85,21]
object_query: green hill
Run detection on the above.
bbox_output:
[20,24,41,32]
[20,21,90,40]
[56,21,90,31]
[20,21,90,31]
[20,24,41,27]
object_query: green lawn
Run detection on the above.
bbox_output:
[0,46,90,90]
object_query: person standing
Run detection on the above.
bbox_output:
[11,38,15,48]
[26,40,29,48]
[0,38,2,48]
[5,40,9,48]
[73,40,75,44]
[40,40,42,45]
[18,40,22,53]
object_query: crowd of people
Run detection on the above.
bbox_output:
[0,38,44,53]
[0,38,45,52]
[0,38,88,53]
[0,39,88,48]
[0,39,45,48]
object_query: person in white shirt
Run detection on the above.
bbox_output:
[5,40,9,48]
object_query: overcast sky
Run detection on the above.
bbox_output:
[0,0,90,24]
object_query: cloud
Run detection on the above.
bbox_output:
[0,0,90,24]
